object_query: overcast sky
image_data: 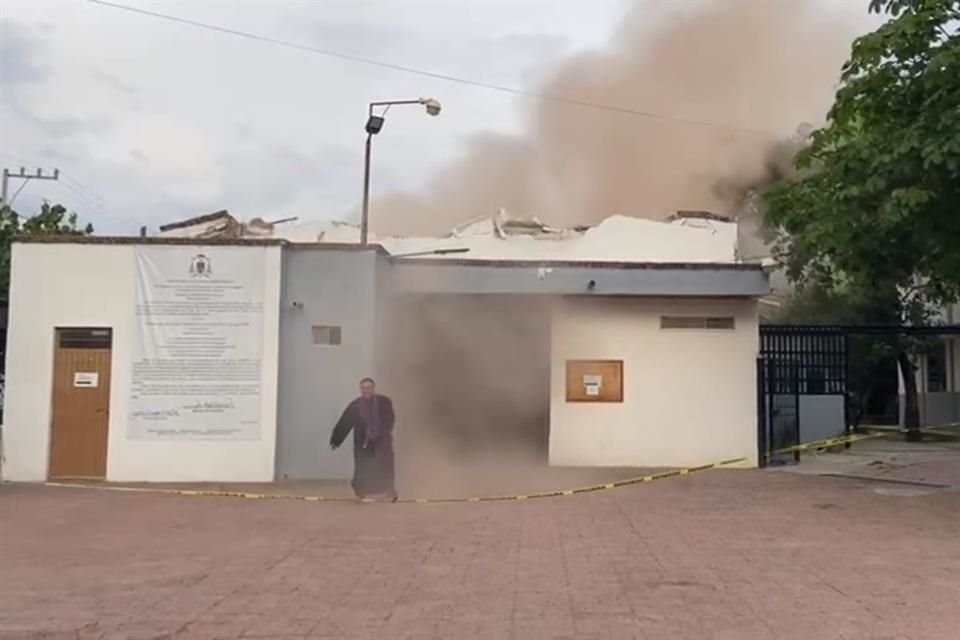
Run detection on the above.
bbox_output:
[0,0,633,232]
[0,0,875,234]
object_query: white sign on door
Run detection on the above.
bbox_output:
[129,246,266,440]
[73,372,99,388]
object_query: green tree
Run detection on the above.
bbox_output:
[0,202,94,303]
[763,0,960,439]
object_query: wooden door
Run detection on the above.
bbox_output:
[48,328,113,479]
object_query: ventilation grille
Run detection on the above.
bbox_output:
[660,316,735,330]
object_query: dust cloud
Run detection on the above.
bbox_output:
[373,1,863,497]
[383,295,556,498]
[369,0,859,236]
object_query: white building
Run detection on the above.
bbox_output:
[1,213,769,482]
[899,303,960,427]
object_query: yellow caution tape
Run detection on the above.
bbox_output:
[37,433,883,504]
[42,456,748,504]
[767,432,882,457]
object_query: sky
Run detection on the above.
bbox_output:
[0,0,877,235]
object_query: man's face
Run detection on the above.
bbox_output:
[360,380,375,398]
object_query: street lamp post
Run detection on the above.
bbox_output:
[360,98,442,246]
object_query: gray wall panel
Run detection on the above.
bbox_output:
[275,249,378,479]
[391,262,769,297]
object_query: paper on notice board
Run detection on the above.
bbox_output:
[583,374,603,396]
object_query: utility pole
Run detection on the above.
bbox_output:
[1,167,60,207]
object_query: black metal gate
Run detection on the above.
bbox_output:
[758,326,849,467]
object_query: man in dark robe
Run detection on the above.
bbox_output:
[330,377,398,501]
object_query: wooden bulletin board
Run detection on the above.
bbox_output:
[565,359,624,403]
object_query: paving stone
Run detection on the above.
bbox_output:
[1,469,959,640]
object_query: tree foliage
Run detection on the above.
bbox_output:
[765,0,959,310]
[0,202,94,303]
[763,0,959,433]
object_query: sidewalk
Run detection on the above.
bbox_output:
[775,432,960,489]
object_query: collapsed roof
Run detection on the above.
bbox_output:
[157,209,745,264]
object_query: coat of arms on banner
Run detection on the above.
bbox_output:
[189,254,212,277]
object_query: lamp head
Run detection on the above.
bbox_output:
[420,97,442,116]
[365,115,384,135]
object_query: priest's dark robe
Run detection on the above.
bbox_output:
[330,395,396,498]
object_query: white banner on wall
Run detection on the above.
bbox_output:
[129,246,266,440]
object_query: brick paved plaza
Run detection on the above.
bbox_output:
[1,469,959,640]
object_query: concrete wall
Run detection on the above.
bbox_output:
[897,337,960,427]
[951,336,960,398]
[373,254,396,393]
[392,262,769,297]
[921,336,959,425]
[549,297,759,468]
[2,242,282,482]
[274,248,380,480]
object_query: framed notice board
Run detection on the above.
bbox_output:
[565,360,623,403]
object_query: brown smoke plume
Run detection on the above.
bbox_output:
[368,1,866,497]
[369,0,860,236]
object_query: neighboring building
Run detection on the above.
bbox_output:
[1,213,770,483]
[899,303,960,427]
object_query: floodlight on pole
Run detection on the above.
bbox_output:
[360,97,442,246]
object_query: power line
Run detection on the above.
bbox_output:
[58,181,108,216]
[62,176,106,207]
[88,0,776,137]
[60,181,107,212]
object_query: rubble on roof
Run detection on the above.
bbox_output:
[158,210,242,238]
[157,211,299,239]
[491,209,585,240]
[666,210,734,223]
[449,209,590,240]
[375,212,740,263]
[153,208,742,263]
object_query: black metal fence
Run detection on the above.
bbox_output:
[758,326,849,467]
